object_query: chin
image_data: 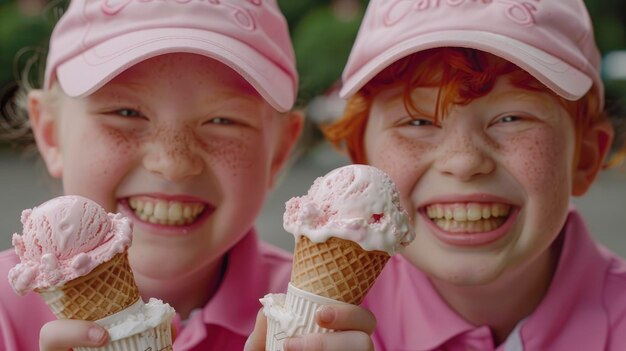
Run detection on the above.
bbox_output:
[417,253,508,287]
[130,246,188,277]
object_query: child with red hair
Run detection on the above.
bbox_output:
[319,0,626,350]
[0,1,374,350]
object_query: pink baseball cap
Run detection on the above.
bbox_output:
[340,0,603,108]
[44,0,297,112]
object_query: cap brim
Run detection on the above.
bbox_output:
[340,30,592,101]
[54,28,295,112]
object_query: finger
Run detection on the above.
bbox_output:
[315,304,376,334]
[284,331,374,351]
[39,319,108,351]
[244,309,268,351]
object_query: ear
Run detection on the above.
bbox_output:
[572,118,614,196]
[28,90,63,178]
[268,110,304,188]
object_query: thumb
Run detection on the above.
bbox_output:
[244,309,268,351]
[40,319,108,351]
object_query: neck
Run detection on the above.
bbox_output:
[135,255,227,319]
[431,243,560,345]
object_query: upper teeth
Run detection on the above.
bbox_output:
[426,203,510,221]
[129,197,205,225]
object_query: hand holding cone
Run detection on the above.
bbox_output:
[262,165,414,349]
[8,196,174,351]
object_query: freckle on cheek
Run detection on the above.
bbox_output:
[373,136,430,175]
[202,137,256,176]
[508,135,562,193]
[104,129,135,156]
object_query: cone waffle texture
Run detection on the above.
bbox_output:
[291,236,390,304]
[38,252,140,321]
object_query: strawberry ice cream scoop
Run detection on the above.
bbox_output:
[283,165,413,255]
[8,195,132,295]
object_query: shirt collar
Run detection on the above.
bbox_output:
[373,255,476,350]
[376,207,611,350]
[200,229,276,336]
[520,207,610,349]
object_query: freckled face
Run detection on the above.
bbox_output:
[364,76,576,286]
[53,54,284,280]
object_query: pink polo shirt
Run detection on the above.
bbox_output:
[363,208,626,351]
[0,229,292,351]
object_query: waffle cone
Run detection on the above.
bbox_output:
[290,236,389,304]
[38,252,140,321]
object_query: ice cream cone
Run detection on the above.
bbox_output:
[8,196,175,350]
[263,165,414,350]
[290,236,389,304]
[37,252,140,321]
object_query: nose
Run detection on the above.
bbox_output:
[143,132,203,182]
[433,131,495,182]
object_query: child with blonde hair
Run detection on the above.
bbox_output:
[0,1,372,350]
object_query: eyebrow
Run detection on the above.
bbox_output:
[488,89,554,105]
[94,82,262,103]
[209,91,261,102]
[485,89,563,120]
[96,81,150,95]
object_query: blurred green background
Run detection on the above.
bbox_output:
[1,0,625,145]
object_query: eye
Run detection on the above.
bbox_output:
[113,108,143,118]
[408,118,435,127]
[496,115,522,124]
[206,117,235,125]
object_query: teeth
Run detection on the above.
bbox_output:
[453,207,466,221]
[427,203,510,233]
[154,202,168,220]
[144,202,154,216]
[482,206,491,219]
[492,204,501,217]
[168,203,180,219]
[128,197,205,226]
[427,203,510,221]
[467,204,482,221]
[434,218,504,233]
[436,206,444,219]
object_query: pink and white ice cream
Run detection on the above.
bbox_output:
[283,164,414,254]
[8,195,132,295]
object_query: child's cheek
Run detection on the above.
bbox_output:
[103,127,138,159]
[197,131,269,218]
[501,130,571,217]
[198,133,258,177]
[368,133,433,210]
[80,126,139,179]
[60,125,140,210]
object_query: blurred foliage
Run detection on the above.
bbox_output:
[0,1,53,89]
[279,0,365,104]
[0,0,624,111]
[585,0,626,127]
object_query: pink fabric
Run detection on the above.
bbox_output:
[340,0,603,108]
[363,208,626,351]
[44,0,297,112]
[0,229,292,351]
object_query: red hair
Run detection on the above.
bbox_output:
[323,48,606,166]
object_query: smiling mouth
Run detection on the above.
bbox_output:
[128,197,206,226]
[425,203,511,233]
